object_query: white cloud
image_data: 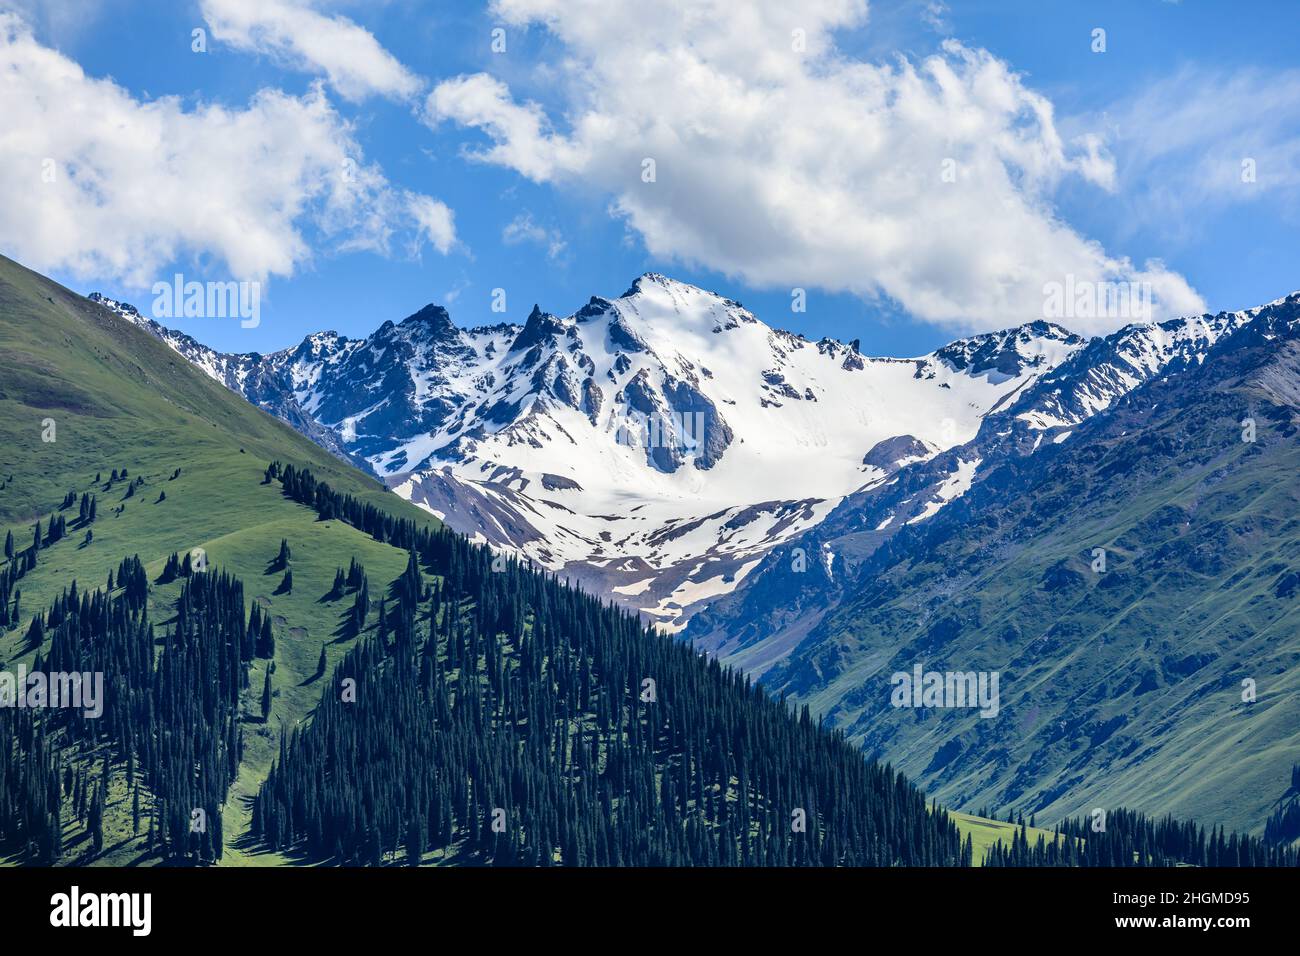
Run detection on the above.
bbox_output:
[921,1,950,34]
[426,74,585,181]
[201,0,422,102]
[1098,66,1300,231]
[425,0,1204,332]
[502,211,567,259]
[407,193,458,255]
[0,12,453,287]
[442,276,471,304]
[0,0,104,43]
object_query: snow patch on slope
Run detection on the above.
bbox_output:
[907,457,981,524]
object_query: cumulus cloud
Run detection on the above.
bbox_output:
[425,0,1204,331]
[200,0,422,102]
[427,74,585,181]
[0,12,453,287]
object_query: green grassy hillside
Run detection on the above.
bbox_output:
[0,254,437,865]
[950,812,1063,866]
[0,253,416,523]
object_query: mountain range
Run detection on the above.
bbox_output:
[89,276,1281,641]
[89,274,1300,835]
[701,290,1300,829]
[91,277,1093,631]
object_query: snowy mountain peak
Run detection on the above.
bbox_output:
[287,330,351,362]
[510,304,569,353]
[397,303,457,339]
[614,272,758,338]
[210,275,1091,628]
[1011,303,1273,431]
[928,320,1085,379]
[87,275,1094,629]
[623,271,713,298]
[92,277,1292,632]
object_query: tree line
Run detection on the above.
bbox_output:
[983,806,1297,866]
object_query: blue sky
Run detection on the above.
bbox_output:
[2,0,1297,357]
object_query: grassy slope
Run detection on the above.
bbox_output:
[949,812,1063,866]
[768,332,1300,834]
[0,253,410,524]
[0,254,435,865]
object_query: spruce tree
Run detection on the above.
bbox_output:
[257,615,275,659]
[406,819,424,867]
[89,787,104,855]
[261,668,273,721]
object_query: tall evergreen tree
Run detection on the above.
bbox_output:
[261,668,273,721]
[257,614,275,659]
[89,786,104,855]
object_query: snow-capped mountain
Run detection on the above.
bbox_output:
[93,277,1274,631]
[715,292,1300,833]
[1011,307,1260,431]
[685,290,1300,672]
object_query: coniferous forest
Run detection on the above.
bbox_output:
[4,461,1295,868]
[981,808,1297,867]
[1,559,245,863]
[2,463,968,866]
[255,465,967,865]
